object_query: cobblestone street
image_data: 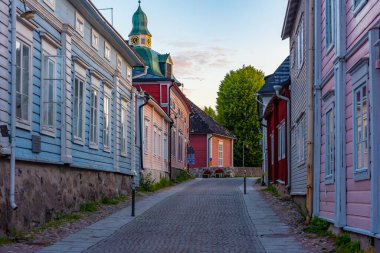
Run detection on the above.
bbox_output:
[39,179,309,253]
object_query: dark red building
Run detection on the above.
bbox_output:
[258,57,290,186]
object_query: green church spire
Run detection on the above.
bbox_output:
[129,1,151,37]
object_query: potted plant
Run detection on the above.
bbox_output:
[215,168,224,178]
[203,169,211,178]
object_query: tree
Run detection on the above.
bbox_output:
[216,65,264,167]
[203,106,217,121]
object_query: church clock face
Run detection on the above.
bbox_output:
[147,37,151,47]
[131,36,139,45]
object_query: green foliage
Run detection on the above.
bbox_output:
[0,237,11,246]
[304,217,332,236]
[152,178,174,191]
[216,65,265,167]
[176,171,192,183]
[139,172,156,192]
[263,184,279,197]
[255,178,262,184]
[40,213,81,230]
[203,106,218,121]
[80,202,97,213]
[335,234,361,253]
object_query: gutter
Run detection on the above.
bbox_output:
[138,94,150,172]
[133,66,149,80]
[9,0,18,210]
[207,134,213,167]
[273,85,291,190]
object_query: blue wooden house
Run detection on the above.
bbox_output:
[0,0,144,232]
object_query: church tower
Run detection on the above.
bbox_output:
[129,1,152,48]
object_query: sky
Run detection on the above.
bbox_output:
[91,0,289,109]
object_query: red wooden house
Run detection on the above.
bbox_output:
[258,57,290,186]
[188,100,235,169]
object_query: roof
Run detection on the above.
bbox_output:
[69,0,144,67]
[281,0,301,39]
[129,4,151,36]
[188,100,235,139]
[258,56,290,95]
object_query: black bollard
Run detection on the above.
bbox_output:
[131,182,136,217]
[244,173,247,195]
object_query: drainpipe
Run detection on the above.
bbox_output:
[138,94,150,172]
[306,0,315,224]
[273,85,291,190]
[207,134,212,167]
[9,0,18,210]
[168,83,175,180]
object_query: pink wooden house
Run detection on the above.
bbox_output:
[313,0,380,243]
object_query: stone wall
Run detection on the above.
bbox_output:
[0,158,132,235]
[189,167,262,178]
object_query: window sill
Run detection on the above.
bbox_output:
[73,137,84,146]
[89,143,99,150]
[324,174,334,185]
[326,43,335,55]
[16,120,31,131]
[353,167,370,181]
[104,147,111,153]
[41,127,56,138]
[121,153,127,158]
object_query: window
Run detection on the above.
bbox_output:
[92,29,99,50]
[44,0,55,10]
[296,19,304,70]
[218,141,223,167]
[75,12,84,37]
[296,118,305,163]
[117,55,122,72]
[104,41,111,61]
[16,40,31,123]
[270,132,274,165]
[42,58,56,130]
[164,134,168,160]
[325,106,335,184]
[141,37,146,45]
[144,120,149,153]
[281,122,286,159]
[291,45,296,68]
[326,0,335,50]
[354,85,369,175]
[90,88,99,146]
[353,0,367,15]
[127,65,132,82]
[171,128,176,158]
[153,128,157,156]
[103,91,111,150]
[158,130,162,158]
[166,63,172,78]
[73,77,85,140]
[121,100,128,155]
[278,125,282,160]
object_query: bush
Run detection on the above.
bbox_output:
[101,197,119,205]
[80,202,97,213]
[263,184,279,197]
[140,172,155,192]
[176,171,192,183]
[304,217,331,236]
[335,234,361,253]
[152,178,173,191]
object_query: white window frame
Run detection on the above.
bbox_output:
[270,132,274,165]
[43,0,55,10]
[75,12,85,37]
[296,18,304,71]
[73,76,85,143]
[121,99,128,156]
[353,83,369,180]
[41,55,56,136]
[324,103,335,184]
[277,124,282,161]
[218,141,223,167]
[103,86,112,151]
[171,127,176,158]
[158,130,162,158]
[144,119,149,154]
[325,0,335,52]
[104,41,111,61]
[153,127,157,157]
[164,133,168,161]
[281,122,286,159]
[15,39,32,129]
[89,87,99,148]
[91,29,99,50]
[117,55,122,72]
[126,65,132,82]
